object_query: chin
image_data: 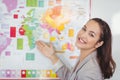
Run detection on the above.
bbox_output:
[75,42,81,49]
[75,42,87,50]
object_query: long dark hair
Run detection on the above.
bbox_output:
[91,18,116,79]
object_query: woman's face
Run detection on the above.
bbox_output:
[75,20,102,51]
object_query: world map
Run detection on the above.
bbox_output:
[0,0,90,77]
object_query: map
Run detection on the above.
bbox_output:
[0,0,90,79]
[0,33,11,54]
[3,0,17,12]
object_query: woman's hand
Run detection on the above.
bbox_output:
[36,40,58,64]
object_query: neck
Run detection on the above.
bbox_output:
[79,49,96,62]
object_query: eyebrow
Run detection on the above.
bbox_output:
[84,25,96,36]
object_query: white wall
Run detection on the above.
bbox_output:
[91,0,120,80]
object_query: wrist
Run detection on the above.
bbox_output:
[49,54,59,64]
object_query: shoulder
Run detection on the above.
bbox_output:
[77,58,103,80]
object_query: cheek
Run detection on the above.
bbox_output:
[87,39,98,47]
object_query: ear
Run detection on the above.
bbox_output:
[95,41,104,48]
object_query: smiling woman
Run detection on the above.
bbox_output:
[75,20,103,51]
[36,18,116,80]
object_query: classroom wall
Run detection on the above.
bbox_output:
[91,0,120,80]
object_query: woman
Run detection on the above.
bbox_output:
[36,18,116,80]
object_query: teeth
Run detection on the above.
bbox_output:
[80,39,84,43]
[78,37,85,43]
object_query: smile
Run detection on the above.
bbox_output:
[78,37,87,44]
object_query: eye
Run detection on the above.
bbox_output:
[89,33,95,37]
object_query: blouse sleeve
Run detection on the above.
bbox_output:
[52,59,72,80]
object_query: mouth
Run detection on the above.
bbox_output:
[77,37,87,44]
